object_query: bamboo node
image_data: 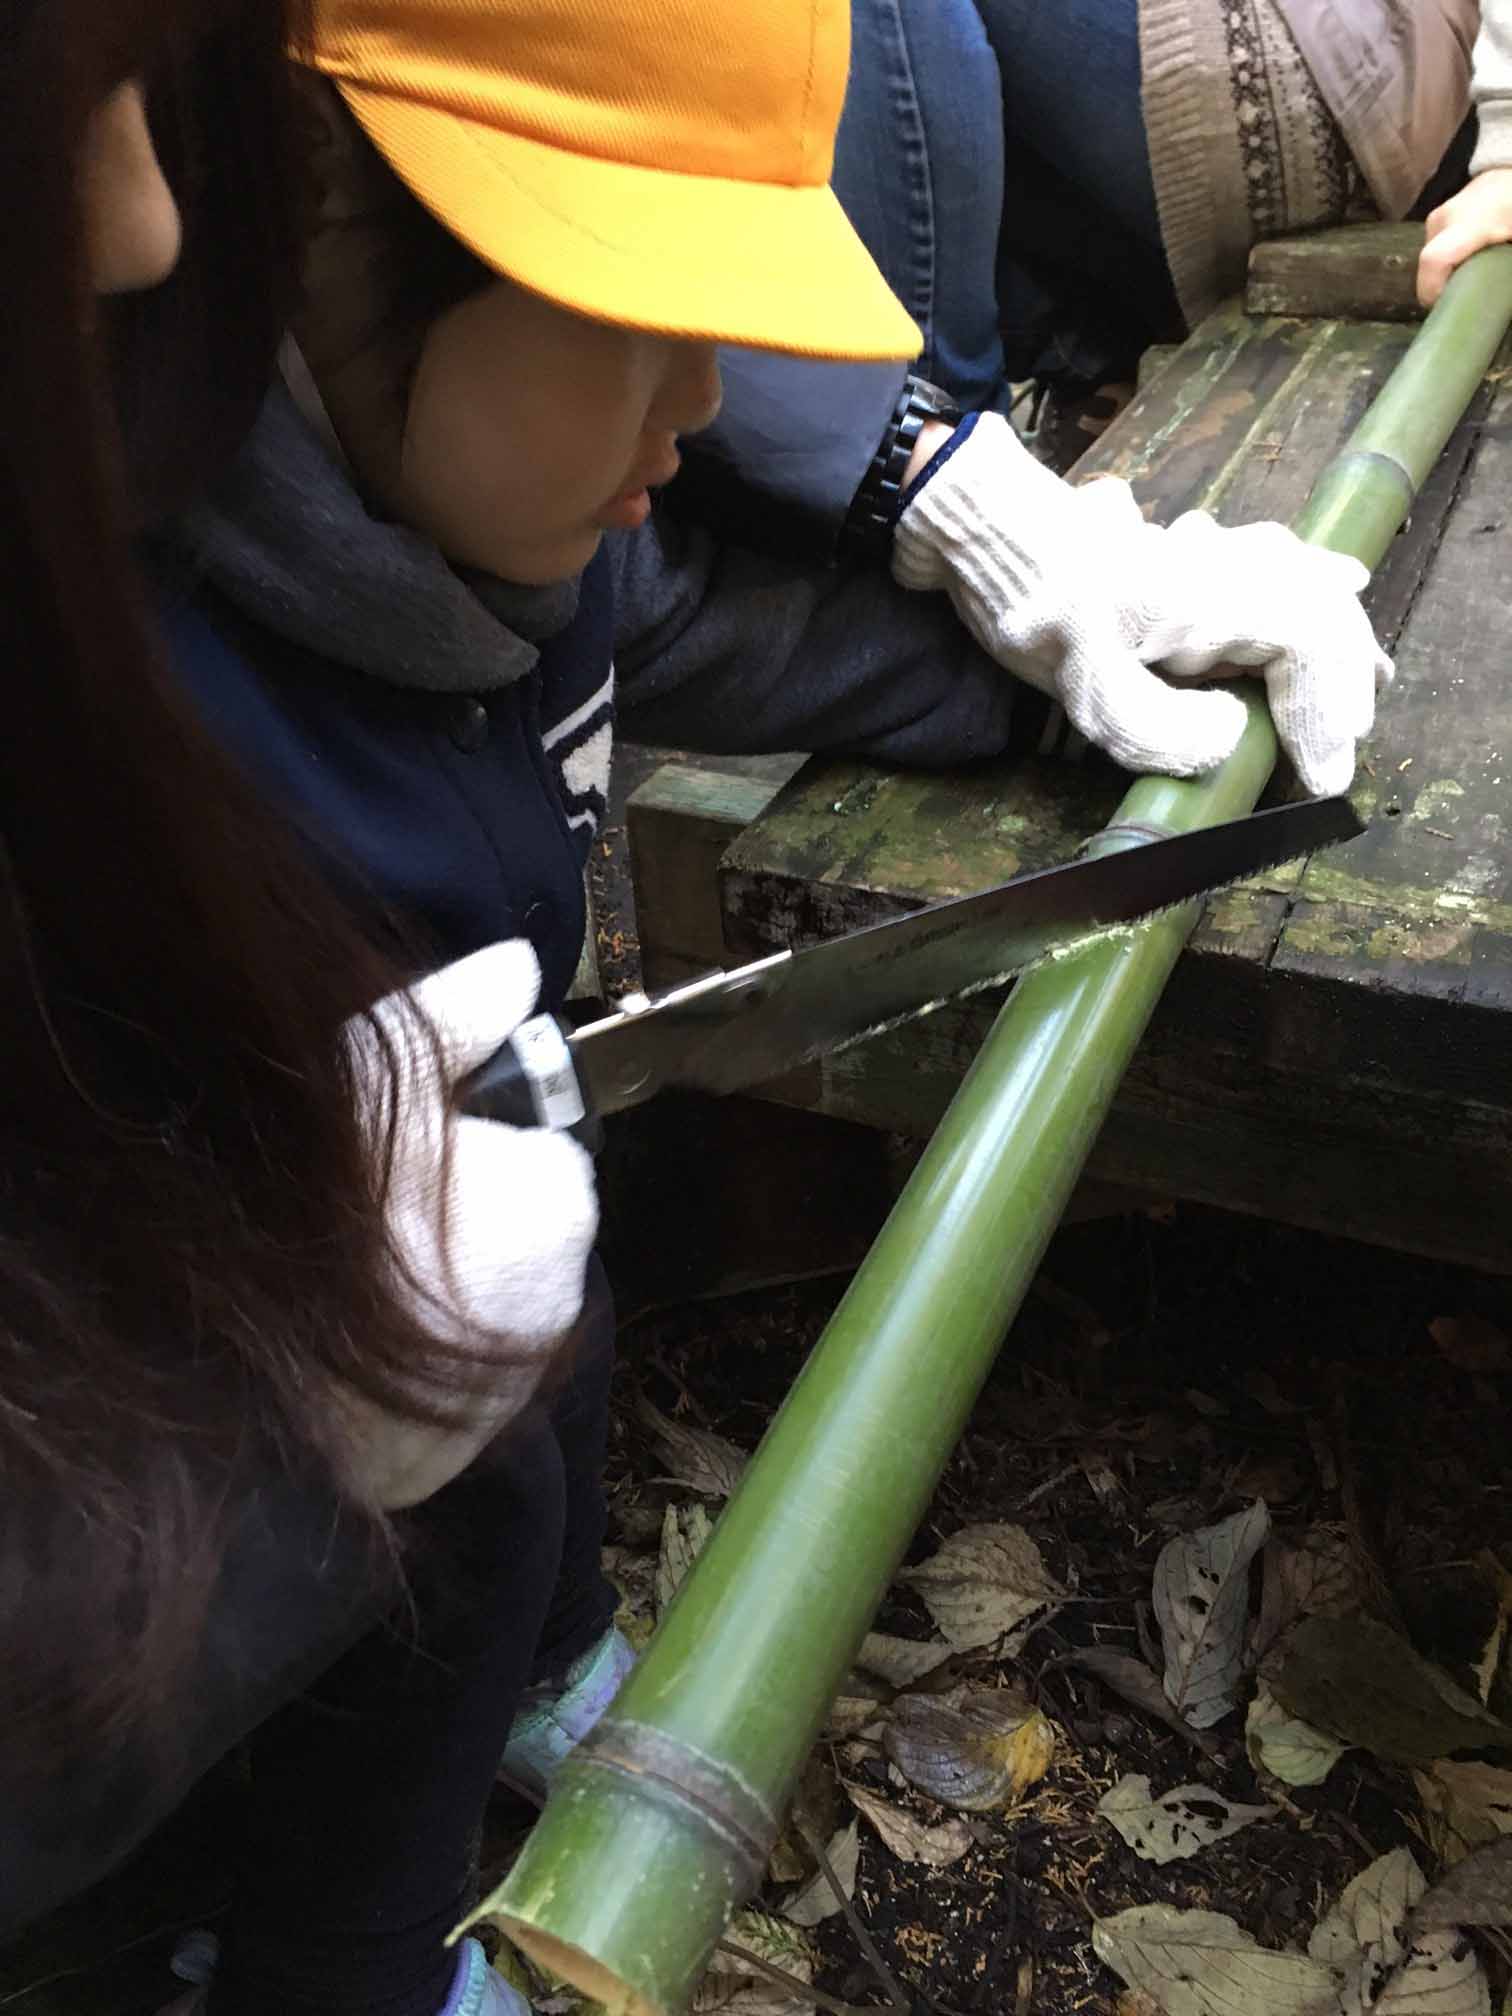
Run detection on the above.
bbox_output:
[575,1716,780,1891]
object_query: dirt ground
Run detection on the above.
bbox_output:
[3,759,1508,2014]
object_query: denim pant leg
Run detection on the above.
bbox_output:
[975,0,1162,249]
[831,0,1011,410]
[974,0,1183,379]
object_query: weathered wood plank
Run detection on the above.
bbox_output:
[1091,1043,1512,1271]
[1085,305,1341,518]
[1315,363,1512,932]
[722,755,1126,958]
[1271,357,1512,1108]
[627,760,795,987]
[1246,223,1427,324]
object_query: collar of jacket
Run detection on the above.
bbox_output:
[176,379,581,695]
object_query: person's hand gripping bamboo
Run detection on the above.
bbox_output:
[892,413,1393,794]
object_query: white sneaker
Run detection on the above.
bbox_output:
[498,1626,635,1802]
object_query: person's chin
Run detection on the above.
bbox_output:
[496,526,603,587]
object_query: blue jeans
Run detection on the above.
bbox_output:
[831,0,1181,402]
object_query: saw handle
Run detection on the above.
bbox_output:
[458,1013,600,1149]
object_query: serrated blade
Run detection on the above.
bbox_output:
[570,795,1361,1117]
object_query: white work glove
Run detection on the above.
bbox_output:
[892,413,1393,796]
[345,939,598,1509]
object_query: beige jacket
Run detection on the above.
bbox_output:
[1143,0,1476,325]
[1274,0,1477,214]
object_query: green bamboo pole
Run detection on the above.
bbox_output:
[477,249,1512,2016]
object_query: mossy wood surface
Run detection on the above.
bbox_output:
[703,247,1512,1273]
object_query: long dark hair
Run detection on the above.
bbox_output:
[0,0,513,1766]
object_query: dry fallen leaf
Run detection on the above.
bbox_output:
[1414,1759,1512,1864]
[1430,1314,1511,1374]
[824,1695,885,1742]
[602,1541,658,1648]
[885,1686,1055,1812]
[768,1753,842,1886]
[1252,1523,1362,1666]
[781,1823,859,1928]
[899,1523,1063,1655]
[1116,1995,1164,2016]
[1070,1648,1220,1759]
[1492,1625,1512,1729]
[1413,1837,1512,1931]
[1153,1501,1271,1729]
[1246,1680,1349,1788]
[1343,1931,1493,2014]
[854,1632,952,1691]
[636,1395,748,1498]
[1473,1552,1512,1712]
[845,1781,973,1868]
[1310,1848,1491,2016]
[1273,1616,1512,1767]
[1310,1847,1426,1970]
[611,1498,664,1548]
[1080,1451,1127,1510]
[655,1501,714,1615]
[1097,1774,1275,1866]
[1229,1455,1304,1508]
[698,1912,816,2016]
[1092,1904,1332,2015]
[1244,1370,1302,1416]
[1148,1492,1210,1534]
[489,1942,556,2012]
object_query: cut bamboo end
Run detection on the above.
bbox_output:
[499,1925,656,2016]
[499,1919,661,2016]
[477,1733,769,2016]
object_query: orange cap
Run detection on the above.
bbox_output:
[299,0,923,362]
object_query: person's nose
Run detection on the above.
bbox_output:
[653,341,723,439]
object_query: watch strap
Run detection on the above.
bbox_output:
[838,376,964,566]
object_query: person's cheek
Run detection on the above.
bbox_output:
[549,375,632,522]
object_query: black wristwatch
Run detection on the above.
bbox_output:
[838,375,963,566]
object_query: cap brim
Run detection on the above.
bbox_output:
[338,83,923,363]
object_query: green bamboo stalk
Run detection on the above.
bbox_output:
[474,247,1512,2016]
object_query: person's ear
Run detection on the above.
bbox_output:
[293,72,390,227]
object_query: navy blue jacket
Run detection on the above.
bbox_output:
[162,549,614,1009]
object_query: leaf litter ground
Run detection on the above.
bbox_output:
[514,1201,1510,2016]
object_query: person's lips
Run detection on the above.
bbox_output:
[592,452,682,532]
